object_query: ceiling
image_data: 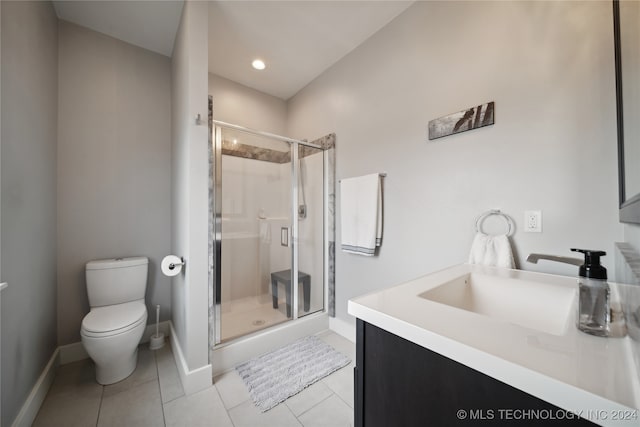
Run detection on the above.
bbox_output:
[53,1,413,100]
[208,1,413,100]
[53,1,184,57]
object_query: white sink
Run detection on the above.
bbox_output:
[350,264,639,416]
[419,272,576,336]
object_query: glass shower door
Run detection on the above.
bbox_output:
[215,126,293,343]
[296,145,325,318]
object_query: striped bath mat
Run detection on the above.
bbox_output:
[236,335,351,411]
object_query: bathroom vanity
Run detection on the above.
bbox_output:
[348,264,640,427]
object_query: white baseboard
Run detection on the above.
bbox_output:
[329,316,356,343]
[58,321,172,365]
[11,348,59,427]
[169,322,212,395]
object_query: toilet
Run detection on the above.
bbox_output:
[80,257,148,385]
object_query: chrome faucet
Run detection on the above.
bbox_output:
[526,253,583,267]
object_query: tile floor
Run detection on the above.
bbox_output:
[33,330,355,427]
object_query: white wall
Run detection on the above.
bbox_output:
[57,21,172,346]
[171,0,210,371]
[209,73,287,134]
[1,1,58,425]
[287,1,624,332]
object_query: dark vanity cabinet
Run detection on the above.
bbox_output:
[354,320,595,426]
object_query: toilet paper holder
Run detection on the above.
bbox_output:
[168,257,185,271]
[161,255,186,277]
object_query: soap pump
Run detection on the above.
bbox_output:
[571,248,610,337]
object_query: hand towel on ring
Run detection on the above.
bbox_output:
[468,232,515,269]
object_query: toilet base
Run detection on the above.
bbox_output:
[95,347,138,385]
[80,304,147,385]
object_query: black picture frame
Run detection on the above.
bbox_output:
[614,0,640,224]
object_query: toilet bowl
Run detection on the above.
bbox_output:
[81,301,147,384]
[81,257,149,385]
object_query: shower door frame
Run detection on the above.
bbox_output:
[210,118,329,347]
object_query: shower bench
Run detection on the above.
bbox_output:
[270,269,311,317]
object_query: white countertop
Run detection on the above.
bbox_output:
[348,264,640,427]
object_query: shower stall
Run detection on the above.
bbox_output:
[208,103,335,369]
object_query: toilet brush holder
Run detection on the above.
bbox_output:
[149,304,165,350]
[150,333,165,350]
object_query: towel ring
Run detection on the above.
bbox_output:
[475,209,514,236]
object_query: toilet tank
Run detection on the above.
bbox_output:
[86,257,148,307]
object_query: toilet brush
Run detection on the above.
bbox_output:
[149,304,165,350]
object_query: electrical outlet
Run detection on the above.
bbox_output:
[524,210,542,233]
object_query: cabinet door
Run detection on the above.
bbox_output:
[355,320,595,426]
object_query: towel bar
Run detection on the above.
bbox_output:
[339,172,386,183]
[475,209,514,236]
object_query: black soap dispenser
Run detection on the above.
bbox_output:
[571,248,610,337]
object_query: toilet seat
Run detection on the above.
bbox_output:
[81,301,147,338]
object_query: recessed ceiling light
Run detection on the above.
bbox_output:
[252,59,266,70]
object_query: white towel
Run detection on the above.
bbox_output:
[468,233,515,268]
[340,173,383,256]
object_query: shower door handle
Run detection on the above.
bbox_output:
[281,227,290,247]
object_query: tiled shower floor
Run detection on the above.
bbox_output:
[220,294,289,342]
[32,330,355,426]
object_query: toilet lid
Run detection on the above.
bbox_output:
[82,301,147,334]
